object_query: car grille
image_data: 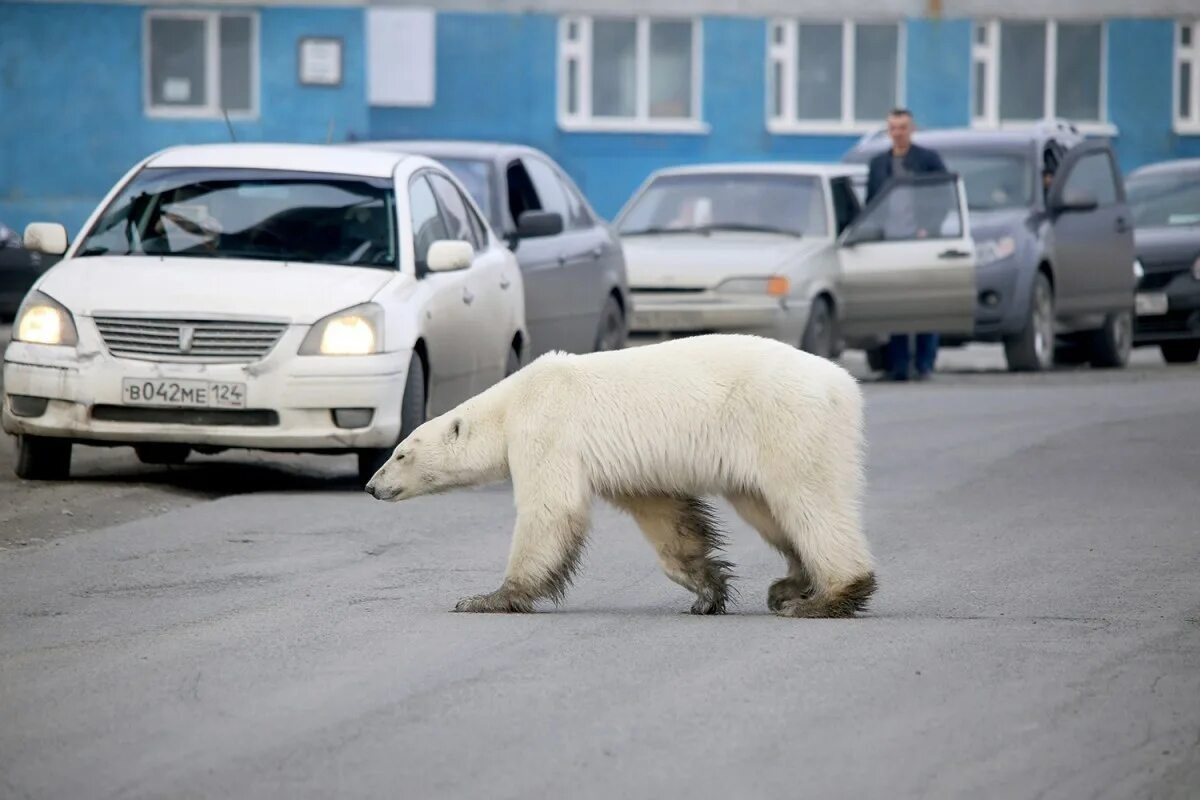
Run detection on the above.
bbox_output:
[93,317,287,363]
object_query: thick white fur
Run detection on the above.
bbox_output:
[366,333,873,611]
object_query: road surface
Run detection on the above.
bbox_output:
[2,329,1198,799]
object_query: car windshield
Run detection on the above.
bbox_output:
[433,157,494,225]
[618,173,827,238]
[1127,172,1200,228]
[75,167,399,268]
[937,151,1034,211]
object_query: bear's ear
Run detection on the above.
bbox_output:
[449,419,462,440]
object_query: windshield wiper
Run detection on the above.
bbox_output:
[620,226,711,237]
[698,223,801,237]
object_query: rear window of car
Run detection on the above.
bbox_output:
[75,167,399,269]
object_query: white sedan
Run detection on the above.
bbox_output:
[4,143,526,483]
[616,162,978,359]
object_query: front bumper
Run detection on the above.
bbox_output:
[629,291,808,341]
[2,323,412,451]
[1134,272,1200,344]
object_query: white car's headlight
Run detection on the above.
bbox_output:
[1134,258,1145,281]
[14,291,78,346]
[975,236,1017,267]
[716,277,791,297]
[299,303,383,355]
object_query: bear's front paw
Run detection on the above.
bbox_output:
[453,588,534,613]
[767,576,814,612]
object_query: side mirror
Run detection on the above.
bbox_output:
[1054,190,1099,214]
[516,210,564,239]
[24,222,69,256]
[426,240,474,272]
[842,222,884,247]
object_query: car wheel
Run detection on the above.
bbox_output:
[593,296,626,352]
[1088,310,1133,369]
[357,354,426,486]
[800,296,836,360]
[15,435,72,481]
[1160,341,1200,364]
[505,344,521,377]
[134,444,191,465]
[1004,273,1055,372]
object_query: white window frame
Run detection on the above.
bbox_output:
[143,9,260,120]
[557,15,707,134]
[971,19,1114,136]
[1176,20,1200,134]
[766,19,906,136]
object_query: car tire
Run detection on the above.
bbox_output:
[15,435,72,481]
[1053,340,1090,367]
[800,296,836,360]
[134,444,191,465]
[865,345,888,373]
[1004,273,1055,372]
[357,354,426,486]
[593,296,626,352]
[1160,341,1200,364]
[1088,310,1133,369]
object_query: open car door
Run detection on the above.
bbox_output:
[835,173,976,338]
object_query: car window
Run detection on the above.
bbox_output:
[938,152,1034,211]
[409,175,449,271]
[521,157,572,228]
[830,178,861,236]
[851,177,963,241]
[428,172,481,250]
[550,164,593,229]
[434,157,494,223]
[506,160,542,226]
[1127,172,1200,227]
[1061,151,1118,206]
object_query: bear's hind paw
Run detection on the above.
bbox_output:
[453,588,535,614]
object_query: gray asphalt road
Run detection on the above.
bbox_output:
[2,329,1199,799]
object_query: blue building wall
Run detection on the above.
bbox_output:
[3,4,1199,232]
[0,3,368,235]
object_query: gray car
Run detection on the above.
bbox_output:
[353,140,629,359]
[1125,158,1200,364]
[844,121,1136,372]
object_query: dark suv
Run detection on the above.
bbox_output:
[844,121,1136,372]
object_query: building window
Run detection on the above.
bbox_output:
[558,16,704,133]
[1177,21,1200,132]
[972,20,1106,129]
[144,10,258,118]
[767,20,904,134]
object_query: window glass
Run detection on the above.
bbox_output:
[149,17,207,108]
[522,157,572,223]
[219,16,253,112]
[1128,172,1200,227]
[830,178,860,236]
[1055,23,1101,120]
[592,20,637,117]
[428,173,480,249]
[410,176,449,268]
[649,20,692,118]
[856,179,962,241]
[1062,152,1118,206]
[854,24,898,122]
[795,23,843,120]
[999,22,1046,120]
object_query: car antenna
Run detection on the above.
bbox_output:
[222,107,238,142]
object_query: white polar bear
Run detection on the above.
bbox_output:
[365,333,876,618]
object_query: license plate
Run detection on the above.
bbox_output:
[1135,292,1168,316]
[121,378,246,409]
[638,311,693,328]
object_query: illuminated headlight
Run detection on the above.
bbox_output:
[1192,256,1200,281]
[13,291,78,346]
[299,303,383,355]
[716,276,791,297]
[975,236,1017,267]
[1134,258,1145,281]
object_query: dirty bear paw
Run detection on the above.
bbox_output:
[453,588,534,613]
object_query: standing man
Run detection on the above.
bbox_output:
[866,108,948,381]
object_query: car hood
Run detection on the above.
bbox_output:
[966,208,1029,241]
[35,256,401,324]
[620,233,826,289]
[1134,227,1200,269]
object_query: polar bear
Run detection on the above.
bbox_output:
[365,333,876,618]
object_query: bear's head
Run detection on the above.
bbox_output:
[364,402,508,502]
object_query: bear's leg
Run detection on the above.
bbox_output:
[727,492,814,611]
[759,485,876,619]
[609,494,734,615]
[453,498,591,614]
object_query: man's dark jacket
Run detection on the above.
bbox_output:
[865,143,947,203]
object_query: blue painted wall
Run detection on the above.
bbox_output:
[4,5,1200,232]
[0,3,368,235]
